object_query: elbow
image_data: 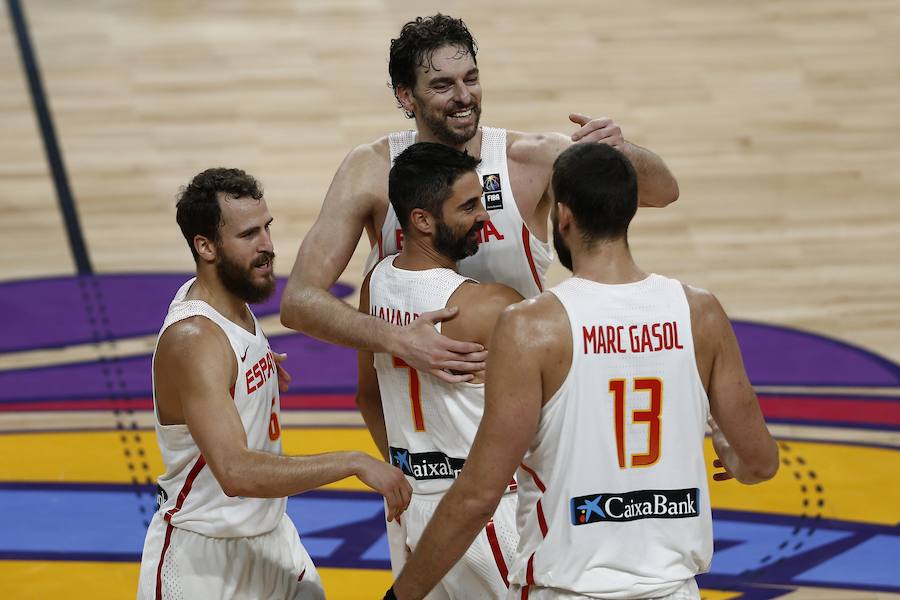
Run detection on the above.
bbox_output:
[216,460,252,498]
[461,488,502,524]
[741,444,780,485]
[279,287,309,331]
[655,179,679,207]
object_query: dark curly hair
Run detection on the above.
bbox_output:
[389,14,478,117]
[176,168,264,261]
[389,142,481,230]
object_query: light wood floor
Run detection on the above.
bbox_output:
[1,1,898,598]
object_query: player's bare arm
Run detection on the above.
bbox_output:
[391,295,567,600]
[280,140,486,383]
[356,272,390,460]
[686,285,779,484]
[155,316,411,520]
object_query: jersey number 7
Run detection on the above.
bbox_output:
[609,378,662,468]
[393,357,426,431]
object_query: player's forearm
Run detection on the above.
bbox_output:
[623,141,679,207]
[393,483,499,600]
[219,450,367,498]
[281,283,398,354]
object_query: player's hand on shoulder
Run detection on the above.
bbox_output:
[569,113,625,150]
[354,453,412,522]
[396,306,487,383]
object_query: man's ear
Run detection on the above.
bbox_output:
[409,207,436,236]
[194,235,217,263]
[395,85,416,118]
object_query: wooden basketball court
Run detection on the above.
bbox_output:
[1,1,898,598]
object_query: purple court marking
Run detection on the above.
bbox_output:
[1,275,899,412]
[734,321,900,388]
[0,274,352,353]
[0,333,356,403]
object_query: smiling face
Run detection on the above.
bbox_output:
[398,44,482,147]
[212,195,276,303]
[432,170,488,261]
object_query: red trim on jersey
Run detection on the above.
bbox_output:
[526,553,536,585]
[522,224,543,293]
[521,585,530,599]
[298,568,306,582]
[485,519,510,588]
[508,476,518,492]
[519,462,545,492]
[155,523,175,600]
[536,499,548,537]
[164,455,206,523]
[229,385,235,399]
[377,232,384,260]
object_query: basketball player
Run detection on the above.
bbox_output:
[357,143,524,598]
[385,144,780,600]
[135,168,411,600]
[280,14,680,381]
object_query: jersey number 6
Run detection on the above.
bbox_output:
[609,378,662,468]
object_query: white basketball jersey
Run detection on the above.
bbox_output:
[363,127,553,298]
[509,275,712,599]
[151,278,285,538]
[369,256,490,495]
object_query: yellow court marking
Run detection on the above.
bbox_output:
[2,429,898,524]
[0,561,390,600]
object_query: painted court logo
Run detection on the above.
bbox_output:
[482,173,503,210]
[571,488,700,525]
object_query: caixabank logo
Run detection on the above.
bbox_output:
[571,488,700,525]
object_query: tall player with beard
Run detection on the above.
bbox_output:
[386,145,779,600]
[136,168,411,600]
[281,14,680,383]
[356,143,524,598]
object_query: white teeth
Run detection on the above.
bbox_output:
[451,109,473,118]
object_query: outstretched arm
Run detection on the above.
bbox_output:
[391,305,543,600]
[569,113,679,207]
[280,143,486,383]
[156,317,412,521]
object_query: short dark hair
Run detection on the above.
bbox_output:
[176,168,264,261]
[552,144,638,242]
[389,14,478,116]
[389,142,481,230]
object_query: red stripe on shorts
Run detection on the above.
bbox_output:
[485,519,510,588]
[155,523,175,600]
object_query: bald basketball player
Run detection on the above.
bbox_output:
[385,144,779,600]
[357,143,524,598]
[136,168,410,600]
[281,14,679,381]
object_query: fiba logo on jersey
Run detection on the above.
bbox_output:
[482,173,503,210]
[570,488,700,525]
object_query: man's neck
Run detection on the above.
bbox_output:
[186,270,254,330]
[393,237,457,272]
[415,125,482,156]
[571,240,648,284]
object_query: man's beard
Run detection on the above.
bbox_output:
[417,98,481,146]
[434,219,483,262]
[215,249,276,304]
[552,217,574,272]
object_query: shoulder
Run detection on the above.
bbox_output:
[682,283,730,338]
[157,316,232,364]
[506,129,571,167]
[467,281,523,316]
[495,291,568,351]
[340,136,391,175]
